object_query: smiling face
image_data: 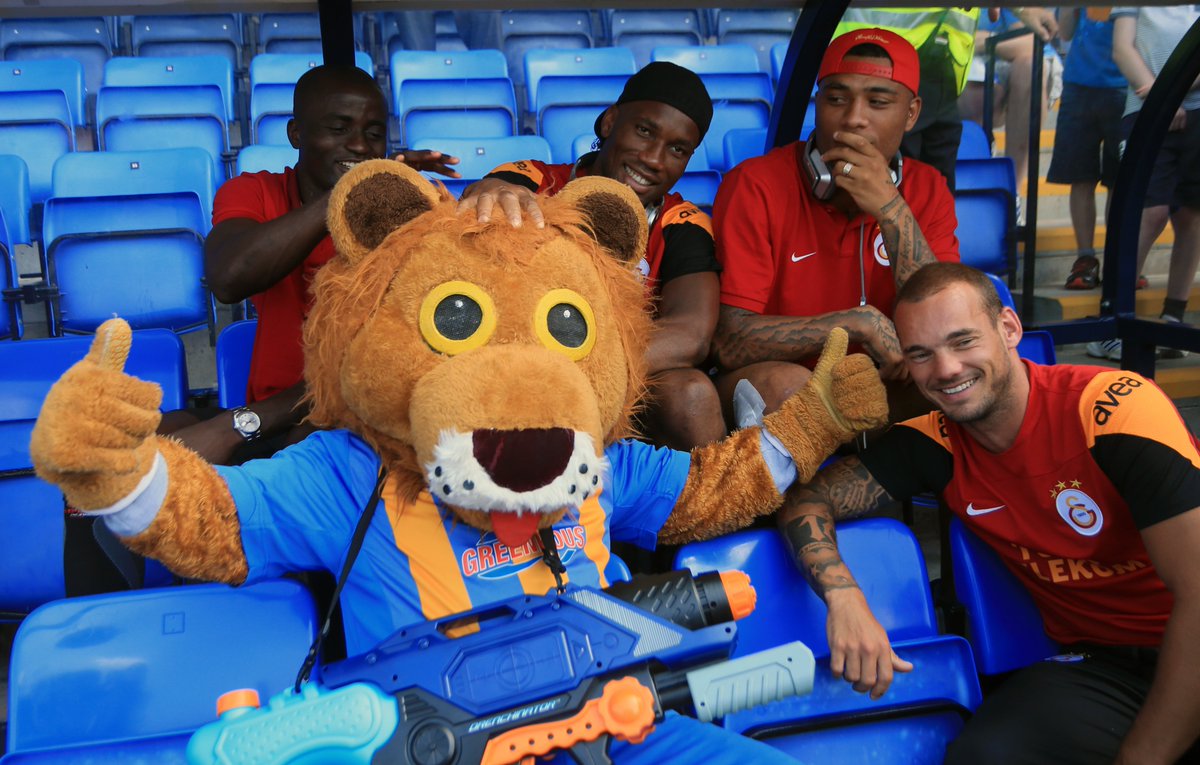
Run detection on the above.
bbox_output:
[894,283,1023,427]
[288,70,388,203]
[812,58,920,159]
[593,100,699,207]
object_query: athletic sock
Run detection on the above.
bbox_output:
[1162,298,1188,323]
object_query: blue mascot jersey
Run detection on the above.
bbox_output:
[216,430,689,656]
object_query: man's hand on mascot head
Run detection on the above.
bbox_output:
[29,318,163,511]
[809,328,890,436]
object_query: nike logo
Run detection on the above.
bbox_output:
[966,503,1005,516]
[790,251,816,263]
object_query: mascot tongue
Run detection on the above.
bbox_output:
[490,511,542,549]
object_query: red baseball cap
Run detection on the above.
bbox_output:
[817,28,920,96]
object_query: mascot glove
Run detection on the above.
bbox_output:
[763,328,889,481]
[29,319,164,511]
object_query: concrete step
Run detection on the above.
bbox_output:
[1015,282,1200,323]
[1055,343,1200,400]
[1027,221,1175,256]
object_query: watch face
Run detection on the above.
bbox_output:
[234,409,261,435]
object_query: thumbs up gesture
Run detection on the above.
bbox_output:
[30,319,164,511]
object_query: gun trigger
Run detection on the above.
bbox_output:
[480,676,656,765]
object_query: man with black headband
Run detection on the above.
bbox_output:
[459,61,725,453]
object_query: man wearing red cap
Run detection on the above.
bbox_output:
[711,28,959,423]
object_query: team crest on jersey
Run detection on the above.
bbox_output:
[461,524,586,580]
[872,232,890,267]
[1051,480,1104,537]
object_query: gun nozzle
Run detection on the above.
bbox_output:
[216,688,261,717]
[718,570,756,621]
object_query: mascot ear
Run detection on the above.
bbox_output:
[555,177,647,268]
[327,159,442,264]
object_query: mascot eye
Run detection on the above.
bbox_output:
[419,280,496,355]
[534,289,596,361]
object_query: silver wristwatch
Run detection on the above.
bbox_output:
[231,407,262,441]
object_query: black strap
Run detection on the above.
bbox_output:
[293,466,388,692]
[538,527,567,594]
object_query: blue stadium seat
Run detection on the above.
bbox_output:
[677,522,981,763]
[249,51,375,145]
[96,84,230,184]
[389,51,514,145]
[572,132,598,161]
[0,17,112,108]
[44,148,217,338]
[955,189,1015,276]
[0,208,19,340]
[104,55,236,127]
[235,143,297,175]
[651,43,763,75]
[498,10,594,104]
[537,76,628,164]
[771,42,787,84]
[606,9,703,69]
[670,170,721,212]
[723,126,767,170]
[524,46,635,117]
[0,60,85,205]
[986,273,1057,364]
[956,157,1016,196]
[4,579,317,757]
[958,120,992,160]
[0,329,188,615]
[0,153,32,247]
[216,319,257,409]
[705,99,771,174]
[257,12,322,54]
[950,517,1059,676]
[410,135,552,196]
[714,8,799,74]
[129,15,243,77]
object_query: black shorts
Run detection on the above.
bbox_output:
[1122,108,1200,209]
[1047,82,1126,188]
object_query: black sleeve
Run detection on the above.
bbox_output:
[659,220,720,284]
[857,423,954,501]
[1091,434,1200,529]
[482,170,540,193]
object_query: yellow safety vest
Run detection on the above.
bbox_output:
[836,7,981,95]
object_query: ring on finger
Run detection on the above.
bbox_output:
[842,162,854,177]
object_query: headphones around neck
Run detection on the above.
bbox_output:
[800,141,903,202]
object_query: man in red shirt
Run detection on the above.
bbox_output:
[712,28,959,422]
[780,262,1200,764]
[457,62,725,452]
[174,65,459,464]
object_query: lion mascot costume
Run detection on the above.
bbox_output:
[30,162,887,762]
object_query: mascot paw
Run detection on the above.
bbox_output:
[830,352,890,433]
[29,318,163,510]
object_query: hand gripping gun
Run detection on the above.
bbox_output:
[187,570,814,765]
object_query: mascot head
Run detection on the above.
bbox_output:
[303,161,651,548]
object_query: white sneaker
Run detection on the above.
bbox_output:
[1086,339,1122,360]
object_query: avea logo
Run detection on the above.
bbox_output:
[461,525,587,580]
[1092,375,1142,426]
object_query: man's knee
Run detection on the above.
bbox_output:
[716,362,812,417]
[643,369,726,450]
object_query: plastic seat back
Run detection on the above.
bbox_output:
[715,9,798,74]
[955,157,1016,196]
[0,207,19,340]
[396,77,517,145]
[670,170,721,213]
[216,319,257,409]
[104,55,236,123]
[723,126,767,170]
[0,17,112,102]
[771,42,787,84]
[51,147,216,222]
[235,144,297,175]
[0,83,76,204]
[524,46,635,115]
[96,85,229,183]
[0,58,85,128]
[130,15,243,75]
[0,330,187,613]
[651,43,762,75]
[607,9,703,68]
[249,52,375,144]
[0,153,32,246]
[499,9,594,100]
[5,579,317,753]
[958,120,992,159]
[258,12,322,54]
[955,188,1013,276]
[536,75,630,163]
[950,517,1058,675]
[705,100,770,173]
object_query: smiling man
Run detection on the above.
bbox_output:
[195,65,459,458]
[457,62,725,452]
[778,262,1200,764]
[711,28,959,425]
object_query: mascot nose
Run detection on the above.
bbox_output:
[472,428,575,492]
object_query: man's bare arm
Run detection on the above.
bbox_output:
[646,272,719,374]
[715,304,904,379]
[877,194,940,289]
[778,456,913,698]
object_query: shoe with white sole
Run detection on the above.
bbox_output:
[1086,339,1122,360]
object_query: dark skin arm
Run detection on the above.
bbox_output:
[160,382,312,465]
[714,304,906,381]
[646,272,719,375]
[778,456,913,698]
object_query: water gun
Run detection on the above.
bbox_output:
[187,569,814,765]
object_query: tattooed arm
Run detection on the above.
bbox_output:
[714,304,905,381]
[778,456,913,698]
[876,193,940,289]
